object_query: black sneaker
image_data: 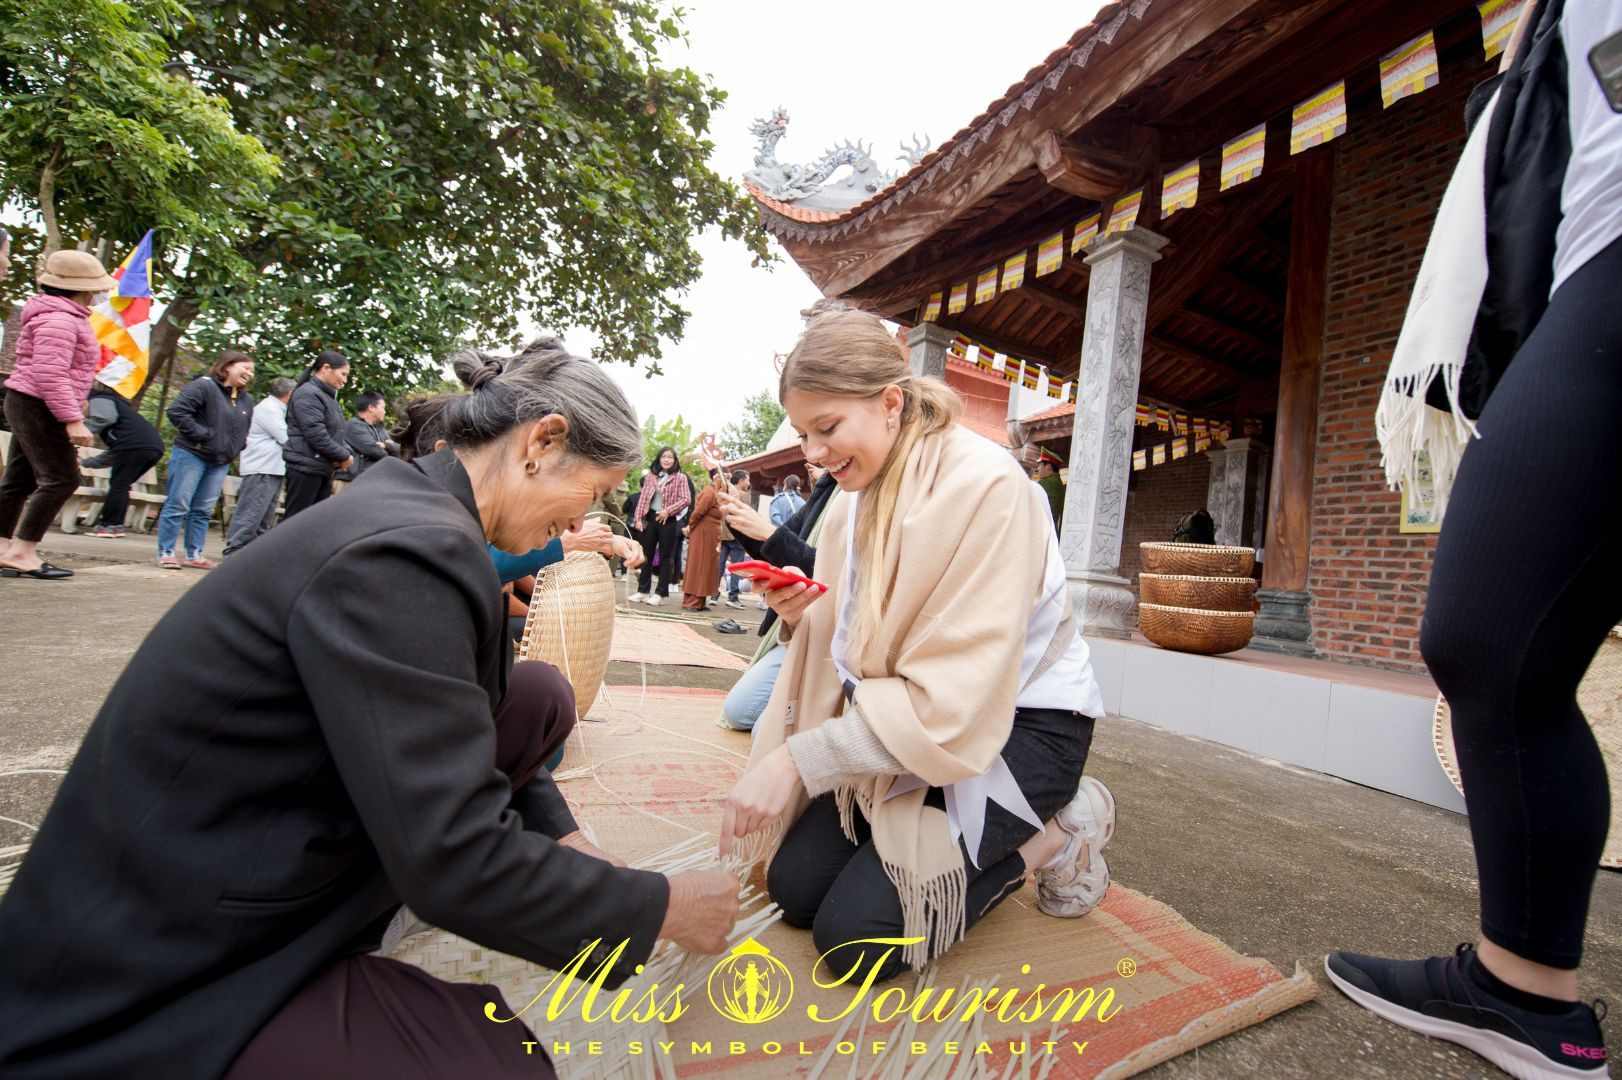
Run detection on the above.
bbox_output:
[1325,945,1609,1079]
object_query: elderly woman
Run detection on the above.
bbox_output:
[0,341,739,1080]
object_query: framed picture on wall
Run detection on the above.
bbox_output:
[1399,451,1442,534]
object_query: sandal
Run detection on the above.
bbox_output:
[0,562,74,580]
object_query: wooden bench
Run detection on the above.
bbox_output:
[59,449,167,534]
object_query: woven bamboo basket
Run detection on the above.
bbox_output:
[1140,573,1258,613]
[1434,627,1622,868]
[1140,541,1256,578]
[1140,603,1255,655]
[517,552,615,720]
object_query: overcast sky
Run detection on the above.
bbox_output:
[571,0,1109,437]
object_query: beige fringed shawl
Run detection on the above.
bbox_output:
[745,426,1064,969]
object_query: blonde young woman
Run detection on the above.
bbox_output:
[720,309,1113,980]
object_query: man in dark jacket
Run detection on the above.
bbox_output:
[281,349,353,517]
[337,390,399,485]
[83,383,164,537]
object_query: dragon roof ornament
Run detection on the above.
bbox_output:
[745,107,931,213]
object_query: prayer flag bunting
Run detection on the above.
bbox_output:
[1070,213,1100,255]
[1000,357,1020,384]
[1152,445,1167,466]
[974,265,1000,305]
[1479,0,1524,60]
[1154,406,1171,431]
[1220,124,1266,191]
[1066,383,1078,404]
[1291,81,1348,155]
[948,281,968,314]
[1001,251,1027,293]
[921,291,943,322]
[1194,418,1208,438]
[1132,449,1147,472]
[1105,189,1142,236]
[1046,380,1063,400]
[1195,435,1212,452]
[1172,436,1189,460]
[976,346,997,372]
[1134,403,1152,426]
[1160,160,1200,219]
[90,230,156,400]
[1021,364,1039,391]
[1036,231,1064,277]
[1380,31,1440,108]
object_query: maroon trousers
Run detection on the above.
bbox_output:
[226,660,575,1080]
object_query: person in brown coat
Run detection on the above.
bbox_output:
[681,468,725,611]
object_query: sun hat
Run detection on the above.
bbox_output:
[37,250,118,292]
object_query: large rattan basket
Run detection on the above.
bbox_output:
[1140,603,1255,655]
[517,552,615,720]
[1434,627,1622,869]
[1140,542,1256,578]
[1140,573,1258,613]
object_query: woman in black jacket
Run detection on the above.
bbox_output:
[281,349,354,517]
[156,350,254,569]
[0,340,740,1080]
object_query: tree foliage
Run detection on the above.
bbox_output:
[637,414,710,493]
[717,389,786,461]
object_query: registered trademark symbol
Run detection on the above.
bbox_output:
[1117,958,1137,978]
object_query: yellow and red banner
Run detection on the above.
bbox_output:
[1105,189,1142,236]
[974,265,999,306]
[1160,160,1200,220]
[90,230,155,400]
[1132,449,1147,472]
[1021,364,1040,391]
[1291,81,1348,155]
[1036,231,1064,277]
[1152,445,1167,466]
[921,291,943,322]
[1001,251,1027,293]
[1220,124,1266,191]
[948,281,968,315]
[1478,0,1524,59]
[1380,32,1440,108]
[1070,213,1100,256]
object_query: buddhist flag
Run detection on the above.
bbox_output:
[922,291,943,322]
[1291,81,1348,155]
[1479,0,1524,59]
[1046,379,1063,400]
[948,281,969,314]
[1134,403,1152,426]
[976,345,997,372]
[1132,449,1147,472]
[1160,160,1200,220]
[1154,406,1171,430]
[1195,434,1212,452]
[1152,445,1167,466]
[1036,231,1064,277]
[1066,382,1078,404]
[1001,251,1027,293]
[1105,189,1142,236]
[1021,363,1040,391]
[90,230,156,400]
[1001,357,1022,384]
[974,265,999,305]
[1172,436,1189,460]
[1070,213,1100,256]
[1220,124,1266,190]
[1380,31,1440,108]
[1194,417,1208,438]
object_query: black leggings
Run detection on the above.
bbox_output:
[96,447,163,527]
[282,469,332,519]
[1420,234,1622,970]
[768,707,1093,983]
[637,517,683,596]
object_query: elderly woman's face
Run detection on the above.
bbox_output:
[478,418,629,555]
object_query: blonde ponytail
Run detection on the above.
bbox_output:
[780,310,962,649]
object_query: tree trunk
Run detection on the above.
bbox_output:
[39,142,64,255]
[137,292,201,407]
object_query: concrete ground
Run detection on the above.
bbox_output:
[3,526,1619,1080]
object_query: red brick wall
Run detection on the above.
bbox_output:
[1309,57,1481,672]
[1121,449,1212,588]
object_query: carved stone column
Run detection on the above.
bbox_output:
[1060,228,1169,637]
[1204,437,1271,548]
[904,321,954,381]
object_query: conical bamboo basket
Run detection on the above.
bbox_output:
[518,552,615,720]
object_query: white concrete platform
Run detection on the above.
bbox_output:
[1086,633,1465,814]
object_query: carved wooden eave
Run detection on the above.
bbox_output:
[748,0,1271,296]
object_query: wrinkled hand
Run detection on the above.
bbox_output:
[64,421,93,448]
[762,566,826,630]
[659,870,741,954]
[717,491,773,541]
[561,521,615,555]
[556,830,627,868]
[613,536,644,570]
[720,744,801,857]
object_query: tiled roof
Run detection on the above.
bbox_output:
[748,0,1155,243]
[1023,402,1076,425]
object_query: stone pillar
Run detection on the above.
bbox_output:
[904,321,954,380]
[1204,437,1271,548]
[1059,228,1169,637]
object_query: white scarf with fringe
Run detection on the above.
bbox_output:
[1375,90,1501,518]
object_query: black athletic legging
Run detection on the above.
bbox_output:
[637,516,684,597]
[1421,233,1622,970]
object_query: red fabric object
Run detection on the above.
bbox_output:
[5,295,100,422]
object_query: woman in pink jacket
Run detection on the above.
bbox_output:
[0,250,117,580]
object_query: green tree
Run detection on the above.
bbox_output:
[638,414,710,493]
[717,389,786,461]
[0,0,276,311]
[168,0,771,403]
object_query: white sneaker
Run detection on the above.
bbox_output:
[1034,776,1115,918]
[627,592,647,604]
[724,598,745,609]
[646,594,663,606]
[757,598,768,610]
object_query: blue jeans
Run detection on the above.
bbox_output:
[719,540,748,599]
[720,642,787,732]
[156,446,228,559]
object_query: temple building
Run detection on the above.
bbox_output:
[736,0,1519,812]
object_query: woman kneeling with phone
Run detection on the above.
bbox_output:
[721,309,1113,982]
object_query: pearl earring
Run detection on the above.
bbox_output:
[546,524,558,540]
